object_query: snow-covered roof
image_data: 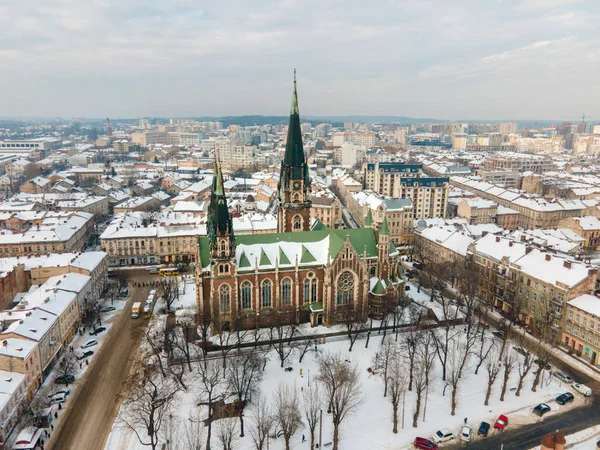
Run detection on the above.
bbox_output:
[568,294,600,317]
[512,249,591,289]
[473,234,526,263]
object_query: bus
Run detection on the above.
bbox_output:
[159,267,180,277]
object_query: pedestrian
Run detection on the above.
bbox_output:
[86,359,89,366]
[51,424,54,431]
[58,403,62,410]
[464,417,467,424]
[302,435,306,443]
[80,362,83,369]
[55,412,58,418]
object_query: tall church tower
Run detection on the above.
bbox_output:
[278,71,312,233]
[208,155,235,263]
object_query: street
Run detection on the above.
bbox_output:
[49,270,155,450]
[447,396,600,449]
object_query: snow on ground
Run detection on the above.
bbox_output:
[106,323,579,450]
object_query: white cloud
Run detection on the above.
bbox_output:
[0,0,599,118]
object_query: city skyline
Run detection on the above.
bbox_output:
[1,0,599,119]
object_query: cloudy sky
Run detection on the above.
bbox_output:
[1,0,599,120]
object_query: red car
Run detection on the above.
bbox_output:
[414,437,438,450]
[494,414,508,431]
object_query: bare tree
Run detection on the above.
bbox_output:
[145,322,168,378]
[400,323,422,391]
[269,317,298,368]
[216,418,238,450]
[387,353,407,433]
[162,414,183,450]
[296,328,316,363]
[447,341,472,416]
[196,359,227,450]
[473,333,496,375]
[484,348,502,406]
[160,277,181,312]
[514,343,535,397]
[249,394,274,450]
[373,336,396,397]
[167,315,197,372]
[182,412,207,450]
[55,351,78,382]
[274,384,303,450]
[499,350,516,402]
[118,363,181,450]
[338,310,367,352]
[302,384,321,450]
[412,335,436,428]
[227,349,265,437]
[430,321,460,382]
[327,358,363,450]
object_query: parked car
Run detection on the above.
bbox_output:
[48,393,67,405]
[477,422,490,437]
[448,299,458,306]
[100,306,116,313]
[77,350,94,361]
[533,403,551,416]
[405,273,414,279]
[534,359,551,370]
[81,340,98,349]
[89,327,106,336]
[555,392,575,405]
[55,374,75,385]
[459,425,471,442]
[572,383,592,397]
[553,372,573,384]
[494,415,508,431]
[405,285,411,291]
[413,437,438,449]
[49,388,70,398]
[492,330,506,339]
[431,429,455,444]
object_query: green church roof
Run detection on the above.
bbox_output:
[380,215,389,235]
[279,248,291,265]
[300,245,317,263]
[259,249,271,266]
[365,209,373,227]
[239,251,251,268]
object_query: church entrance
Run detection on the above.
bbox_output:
[317,314,323,326]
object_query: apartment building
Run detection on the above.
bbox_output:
[0,212,94,257]
[483,152,556,174]
[480,170,521,188]
[562,294,600,368]
[363,163,448,219]
[131,131,168,146]
[56,196,110,217]
[332,131,377,147]
[559,216,600,249]
[310,192,343,230]
[413,224,474,264]
[0,370,26,442]
[0,339,41,398]
[20,177,51,194]
[457,198,498,224]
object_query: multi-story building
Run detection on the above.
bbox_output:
[310,192,343,230]
[499,122,518,135]
[483,152,556,174]
[562,294,600,368]
[363,162,448,219]
[332,132,377,148]
[131,131,168,146]
[559,216,600,250]
[457,198,498,224]
[480,170,521,189]
[0,338,41,398]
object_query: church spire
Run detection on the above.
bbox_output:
[283,69,307,170]
[208,155,235,256]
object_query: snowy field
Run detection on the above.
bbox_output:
[105,322,583,450]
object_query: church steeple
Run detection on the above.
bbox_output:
[277,71,312,233]
[208,155,235,259]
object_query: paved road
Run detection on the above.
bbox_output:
[49,270,154,450]
[446,396,600,449]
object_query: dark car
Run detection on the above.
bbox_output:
[89,327,106,336]
[55,374,75,385]
[556,392,575,405]
[413,437,438,450]
[534,359,552,371]
[405,273,414,279]
[405,285,411,291]
[477,421,490,437]
[533,403,551,416]
[77,350,94,361]
[100,307,116,313]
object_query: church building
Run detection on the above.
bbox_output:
[195,76,404,330]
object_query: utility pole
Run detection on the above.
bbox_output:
[402,389,406,429]
[319,409,323,449]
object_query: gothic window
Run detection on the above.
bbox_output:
[261,280,272,308]
[293,215,302,230]
[311,277,317,302]
[219,284,230,312]
[293,193,300,202]
[240,281,252,309]
[303,278,310,303]
[336,271,355,305]
[281,278,292,305]
[220,240,227,257]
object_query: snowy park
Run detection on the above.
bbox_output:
[104,296,583,450]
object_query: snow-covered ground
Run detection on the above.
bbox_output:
[105,322,583,450]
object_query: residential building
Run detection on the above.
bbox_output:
[457,198,498,224]
[562,294,600,368]
[559,216,600,250]
[310,192,343,230]
[0,339,41,398]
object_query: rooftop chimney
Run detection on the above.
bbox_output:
[564,261,572,269]
[496,236,500,242]
[509,241,513,247]
[545,254,552,261]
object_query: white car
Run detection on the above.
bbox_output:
[572,383,592,397]
[48,393,67,405]
[460,425,471,442]
[432,428,456,444]
[81,339,98,349]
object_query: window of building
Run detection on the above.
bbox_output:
[281,278,292,305]
[219,284,230,312]
[303,278,310,303]
[240,281,252,309]
[311,277,317,302]
[293,215,302,230]
[568,310,573,320]
[261,280,272,308]
[336,271,355,305]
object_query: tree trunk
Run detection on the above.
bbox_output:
[451,386,457,415]
[333,422,340,450]
[531,368,542,393]
[284,436,291,450]
[500,375,509,401]
[349,337,355,352]
[206,410,212,450]
[239,409,245,437]
[413,394,421,428]
[408,358,415,391]
[365,331,371,348]
[392,402,399,433]
[310,429,315,450]
[515,376,525,397]
[384,373,388,397]
[484,382,492,406]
